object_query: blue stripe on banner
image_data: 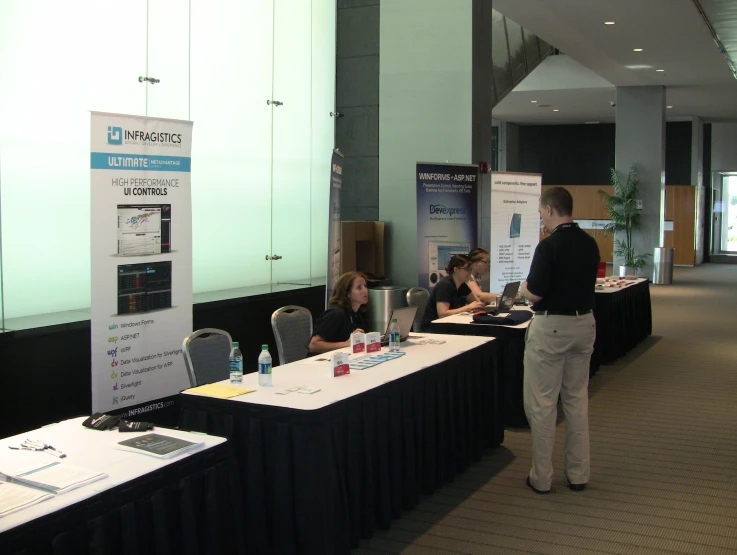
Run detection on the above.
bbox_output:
[91,152,191,172]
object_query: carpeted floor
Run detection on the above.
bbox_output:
[355,263,737,554]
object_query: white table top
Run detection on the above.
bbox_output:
[595,276,648,293]
[0,417,226,533]
[432,306,533,330]
[183,333,495,411]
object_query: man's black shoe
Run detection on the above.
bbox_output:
[526,476,550,494]
[566,479,586,492]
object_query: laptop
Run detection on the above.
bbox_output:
[380,305,418,346]
[484,281,521,316]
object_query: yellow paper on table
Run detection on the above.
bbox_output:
[185,383,256,399]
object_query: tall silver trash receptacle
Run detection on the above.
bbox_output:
[652,247,674,284]
[367,286,408,334]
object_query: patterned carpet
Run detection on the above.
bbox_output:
[355,264,737,554]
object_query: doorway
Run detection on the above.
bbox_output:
[711,172,737,257]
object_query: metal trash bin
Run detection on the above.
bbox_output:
[367,285,408,334]
[652,247,675,284]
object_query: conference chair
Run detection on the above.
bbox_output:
[406,286,430,332]
[271,305,313,366]
[182,328,233,387]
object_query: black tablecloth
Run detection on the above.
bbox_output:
[593,280,652,364]
[0,442,245,555]
[427,322,528,428]
[179,341,501,555]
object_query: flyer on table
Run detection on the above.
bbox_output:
[489,172,541,294]
[90,112,193,413]
[416,163,479,290]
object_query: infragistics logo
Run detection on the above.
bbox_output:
[108,126,123,145]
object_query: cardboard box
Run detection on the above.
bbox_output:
[341,221,385,279]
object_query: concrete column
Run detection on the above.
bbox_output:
[379,0,473,287]
[615,86,666,277]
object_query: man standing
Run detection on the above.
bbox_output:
[521,186,600,494]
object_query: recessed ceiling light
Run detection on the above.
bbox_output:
[633,48,643,52]
[553,109,559,112]
[667,105,673,109]
[656,69,665,72]
[625,65,653,70]
[604,21,615,25]
[531,100,538,103]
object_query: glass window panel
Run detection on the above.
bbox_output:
[271,0,313,284]
[523,30,541,69]
[189,0,273,292]
[0,1,146,319]
[491,10,512,102]
[504,19,527,85]
[147,0,190,120]
[310,0,336,281]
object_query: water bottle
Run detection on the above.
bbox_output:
[258,345,272,387]
[388,318,401,352]
[229,341,243,384]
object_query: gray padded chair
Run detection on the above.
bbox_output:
[271,305,313,366]
[406,286,430,332]
[182,328,233,387]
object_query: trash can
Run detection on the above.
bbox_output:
[652,247,675,284]
[367,285,408,334]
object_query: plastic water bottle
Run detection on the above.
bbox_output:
[388,318,401,352]
[258,345,272,387]
[229,342,243,384]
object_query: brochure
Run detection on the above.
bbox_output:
[116,433,204,459]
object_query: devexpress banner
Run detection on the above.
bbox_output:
[489,172,541,294]
[90,112,193,413]
[416,163,478,289]
[326,150,343,305]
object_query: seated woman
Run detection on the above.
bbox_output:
[419,254,484,331]
[308,271,369,355]
[466,247,498,304]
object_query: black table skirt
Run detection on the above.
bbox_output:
[0,442,245,555]
[427,323,528,428]
[179,342,501,555]
[594,280,653,364]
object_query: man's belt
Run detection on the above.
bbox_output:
[534,309,592,316]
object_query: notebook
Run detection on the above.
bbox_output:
[380,306,418,346]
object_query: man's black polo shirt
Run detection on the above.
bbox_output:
[526,222,600,312]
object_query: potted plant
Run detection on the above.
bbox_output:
[599,164,651,277]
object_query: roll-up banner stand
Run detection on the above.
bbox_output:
[416,163,479,289]
[489,172,542,294]
[326,149,343,305]
[90,112,193,415]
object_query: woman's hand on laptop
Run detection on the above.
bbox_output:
[465,300,485,312]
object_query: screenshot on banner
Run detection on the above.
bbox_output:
[428,241,471,287]
[117,204,171,256]
[117,261,172,315]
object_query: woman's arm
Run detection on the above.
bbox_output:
[436,300,484,319]
[466,280,496,304]
[308,328,364,355]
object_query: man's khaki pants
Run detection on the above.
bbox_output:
[523,312,596,491]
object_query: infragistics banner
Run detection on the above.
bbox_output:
[489,172,542,294]
[90,112,193,413]
[416,163,479,289]
[326,150,343,305]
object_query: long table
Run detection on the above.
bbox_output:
[179,334,500,555]
[593,278,652,365]
[429,280,652,428]
[0,417,244,555]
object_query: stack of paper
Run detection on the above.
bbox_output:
[0,461,107,495]
[0,481,53,518]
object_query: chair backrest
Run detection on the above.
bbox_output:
[271,305,313,366]
[182,328,233,387]
[406,287,430,332]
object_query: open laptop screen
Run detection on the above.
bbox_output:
[497,281,521,313]
[382,305,418,342]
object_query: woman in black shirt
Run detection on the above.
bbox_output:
[308,272,370,355]
[420,254,484,331]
